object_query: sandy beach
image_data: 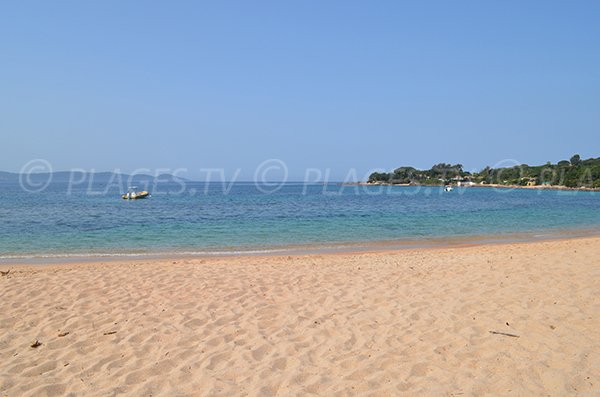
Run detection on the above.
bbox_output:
[1,237,599,396]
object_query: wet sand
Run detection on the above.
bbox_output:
[1,237,599,396]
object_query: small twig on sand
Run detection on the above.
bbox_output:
[489,330,520,338]
[103,331,117,335]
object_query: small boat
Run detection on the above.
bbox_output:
[444,185,453,192]
[122,187,150,200]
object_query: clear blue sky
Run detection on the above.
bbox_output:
[1,1,599,180]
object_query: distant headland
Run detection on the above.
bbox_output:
[367,154,600,190]
[0,171,187,184]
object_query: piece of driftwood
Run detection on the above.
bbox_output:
[58,331,69,337]
[489,330,520,338]
[0,270,10,276]
[103,331,117,335]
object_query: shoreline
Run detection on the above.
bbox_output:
[355,181,600,192]
[2,229,600,269]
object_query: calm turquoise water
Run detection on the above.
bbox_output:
[1,181,599,259]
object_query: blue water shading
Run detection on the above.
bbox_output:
[0,181,599,258]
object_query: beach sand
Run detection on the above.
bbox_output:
[1,237,599,396]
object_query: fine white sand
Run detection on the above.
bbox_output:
[1,237,599,396]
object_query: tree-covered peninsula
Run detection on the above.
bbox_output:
[368,155,600,189]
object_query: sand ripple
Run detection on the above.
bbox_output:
[1,238,600,396]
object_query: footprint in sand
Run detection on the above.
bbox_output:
[410,362,428,377]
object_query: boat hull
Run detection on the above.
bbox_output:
[122,191,150,200]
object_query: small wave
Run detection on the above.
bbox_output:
[0,248,293,260]
[3,228,600,262]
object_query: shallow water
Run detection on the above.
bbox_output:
[1,181,599,259]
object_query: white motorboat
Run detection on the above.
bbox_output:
[122,186,150,200]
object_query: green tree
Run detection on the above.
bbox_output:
[368,172,390,183]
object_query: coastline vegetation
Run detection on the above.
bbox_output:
[368,154,600,189]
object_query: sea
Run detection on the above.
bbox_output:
[1,180,599,261]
